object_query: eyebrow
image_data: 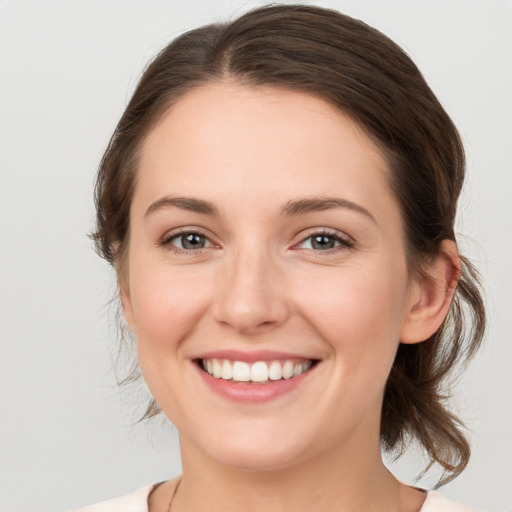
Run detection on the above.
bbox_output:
[281,197,376,223]
[145,196,219,217]
[145,195,375,223]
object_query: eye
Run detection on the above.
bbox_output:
[298,232,354,251]
[163,231,214,251]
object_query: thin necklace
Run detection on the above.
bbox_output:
[167,477,181,511]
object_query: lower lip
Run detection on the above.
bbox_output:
[195,363,316,403]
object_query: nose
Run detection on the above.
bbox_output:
[213,246,290,336]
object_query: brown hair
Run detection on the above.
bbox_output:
[92,4,485,484]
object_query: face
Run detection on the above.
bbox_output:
[122,82,422,471]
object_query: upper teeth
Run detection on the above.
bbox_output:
[202,359,313,383]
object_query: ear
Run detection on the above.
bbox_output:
[400,240,460,344]
[119,278,136,333]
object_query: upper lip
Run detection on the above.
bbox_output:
[194,349,319,363]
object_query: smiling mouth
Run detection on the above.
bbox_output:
[196,358,319,384]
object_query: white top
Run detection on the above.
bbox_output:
[74,483,478,512]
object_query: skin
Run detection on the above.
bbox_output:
[121,82,459,511]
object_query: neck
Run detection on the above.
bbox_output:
[173,432,403,512]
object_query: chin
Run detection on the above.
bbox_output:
[214,446,305,473]
[197,425,313,472]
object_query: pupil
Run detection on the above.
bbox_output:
[183,233,204,249]
[312,235,334,250]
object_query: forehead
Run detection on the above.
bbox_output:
[136,81,397,218]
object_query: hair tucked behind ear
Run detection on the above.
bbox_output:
[382,257,485,485]
[92,4,485,484]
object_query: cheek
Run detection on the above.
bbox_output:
[295,264,409,362]
[128,262,212,352]
[128,264,214,415]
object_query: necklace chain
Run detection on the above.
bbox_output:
[167,477,181,512]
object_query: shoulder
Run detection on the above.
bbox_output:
[421,491,479,512]
[73,484,155,512]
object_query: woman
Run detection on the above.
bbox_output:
[78,5,484,511]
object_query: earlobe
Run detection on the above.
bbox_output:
[119,281,136,332]
[400,240,460,344]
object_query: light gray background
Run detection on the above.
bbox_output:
[1,1,511,511]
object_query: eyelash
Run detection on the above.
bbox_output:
[160,228,214,255]
[295,230,355,253]
[160,228,355,255]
